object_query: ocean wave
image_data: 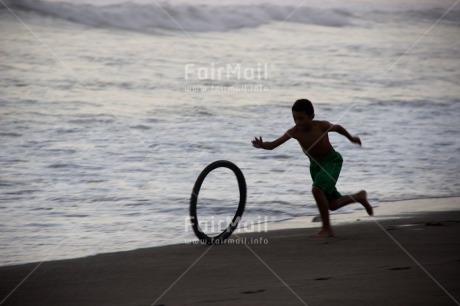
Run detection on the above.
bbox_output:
[9,0,353,33]
[8,0,459,34]
[403,7,460,24]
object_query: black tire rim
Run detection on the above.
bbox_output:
[189,160,247,244]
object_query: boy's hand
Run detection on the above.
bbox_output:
[350,136,362,146]
[252,136,264,149]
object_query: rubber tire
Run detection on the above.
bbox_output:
[190,160,247,245]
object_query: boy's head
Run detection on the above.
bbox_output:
[292,99,314,129]
[292,99,314,118]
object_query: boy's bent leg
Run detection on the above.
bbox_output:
[329,190,373,216]
[311,186,334,237]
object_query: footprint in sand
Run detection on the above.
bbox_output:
[315,277,332,281]
[242,289,266,294]
[389,267,411,271]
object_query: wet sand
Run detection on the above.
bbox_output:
[1,198,459,306]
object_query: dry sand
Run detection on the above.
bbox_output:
[1,197,459,306]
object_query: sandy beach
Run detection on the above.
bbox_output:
[1,197,459,306]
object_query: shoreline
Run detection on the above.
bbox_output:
[1,196,459,267]
[237,196,460,232]
[1,197,459,305]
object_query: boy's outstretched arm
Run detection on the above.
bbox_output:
[329,123,361,146]
[252,133,290,150]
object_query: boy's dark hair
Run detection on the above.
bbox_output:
[292,99,314,116]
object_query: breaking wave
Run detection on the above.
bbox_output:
[8,0,353,32]
[5,0,460,33]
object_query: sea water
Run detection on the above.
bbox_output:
[0,0,459,266]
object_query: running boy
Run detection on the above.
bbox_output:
[252,99,373,237]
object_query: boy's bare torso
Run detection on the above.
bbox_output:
[288,120,334,161]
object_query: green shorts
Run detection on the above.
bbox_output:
[310,150,343,200]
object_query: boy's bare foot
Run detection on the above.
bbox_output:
[357,190,373,216]
[310,229,334,238]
